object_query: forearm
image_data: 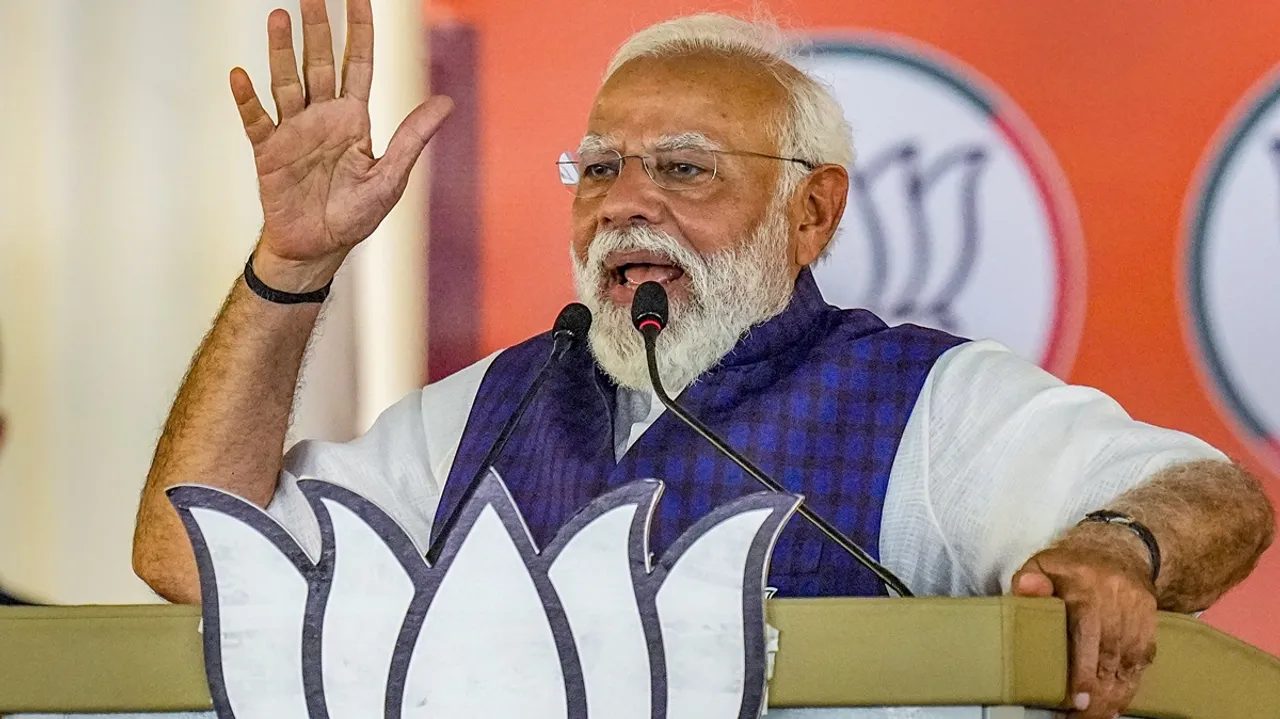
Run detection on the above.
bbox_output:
[133,254,329,603]
[1054,459,1275,613]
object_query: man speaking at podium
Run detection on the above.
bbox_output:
[132,1,1274,717]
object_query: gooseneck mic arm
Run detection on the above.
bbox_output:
[425,303,592,565]
[630,281,914,598]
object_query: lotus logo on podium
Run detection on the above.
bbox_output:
[169,472,800,719]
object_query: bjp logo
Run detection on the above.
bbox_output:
[169,473,799,719]
[796,33,1085,376]
[1183,65,1280,478]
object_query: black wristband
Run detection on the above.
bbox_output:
[243,253,332,305]
[1079,510,1162,584]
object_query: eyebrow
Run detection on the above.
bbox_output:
[576,132,727,154]
[652,132,726,152]
[578,134,617,154]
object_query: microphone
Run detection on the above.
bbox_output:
[630,281,914,598]
[425,302,592,564]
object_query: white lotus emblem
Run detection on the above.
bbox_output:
[169,472,800,719]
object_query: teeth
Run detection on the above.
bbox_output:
[608,262,684,287]
[621,264,651,287]
[615,263,643,286]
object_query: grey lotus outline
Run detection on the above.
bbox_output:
[849,140,989,333]
[168,471,802,719]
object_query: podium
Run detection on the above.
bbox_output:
[0,597,1276,718]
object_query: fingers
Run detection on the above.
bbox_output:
[1112,590,1158,713]
[266,10,305,120]
[230,68,275,146]
[1066,599,1101,715]
[342,0,375,102]
[374,96,455,198]
[259,0,372,117]
[1012,561,1056,598]
[1124,594,1158,671]
[1024,543,1159,718]
[300,0,337,103]
[1063,573,1158,718]
[1087,591,1129,718]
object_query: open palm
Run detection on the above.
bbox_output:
[232,0,452,269]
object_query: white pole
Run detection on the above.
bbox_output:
[354,0,430,431]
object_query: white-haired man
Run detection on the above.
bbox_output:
[132,2,1274,717]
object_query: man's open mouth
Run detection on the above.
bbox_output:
[605,250,688,287]
[613,262,686,286]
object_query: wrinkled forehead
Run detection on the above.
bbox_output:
[584,52,790,155]
[577,131,726,155]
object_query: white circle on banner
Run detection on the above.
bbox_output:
[795,34,1084,375]
[1184,66,1280,473]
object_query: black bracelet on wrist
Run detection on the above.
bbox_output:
[243,252,333,305]
[1078,509,1162,585]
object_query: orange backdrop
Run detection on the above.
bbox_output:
[429,0,1280,654]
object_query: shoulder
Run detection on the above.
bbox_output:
[283,346,509,474]
[929,338,1055,382]
[419,334,555,441]
[924,339,1094,412]
[422,332,556,402]
[913,340,1072,448]
[920,338,1229,474]
[420,349,505,413]
[435,332,557,412]
[475,332,555,377]
[823,307,971,361]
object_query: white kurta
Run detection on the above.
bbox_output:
[266,339,1225,596]
[18,342,1214,719]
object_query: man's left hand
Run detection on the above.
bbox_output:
[1012,531,1159,718]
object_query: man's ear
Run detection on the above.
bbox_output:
[790,164,849,268]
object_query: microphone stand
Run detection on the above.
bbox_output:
[640,328,914,598]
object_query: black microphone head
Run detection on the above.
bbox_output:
[630,281,669,334]
[553,302,592,341]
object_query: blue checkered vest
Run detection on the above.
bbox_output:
[434,270,966,596]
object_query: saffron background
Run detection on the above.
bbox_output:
[425,0,1280,654]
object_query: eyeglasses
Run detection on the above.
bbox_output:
[557,147,817,199]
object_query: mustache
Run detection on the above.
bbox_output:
[584,227,703,276]
[578,226,713,312]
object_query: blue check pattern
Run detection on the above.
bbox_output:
[435,270,967,597]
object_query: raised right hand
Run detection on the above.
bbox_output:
[231,0,453,291]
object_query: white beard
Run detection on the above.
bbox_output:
[571,197,795,393]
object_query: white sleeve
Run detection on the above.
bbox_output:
[880,340,1228,597]
[266,351,499,558]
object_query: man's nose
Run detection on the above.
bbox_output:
[597,157,665,229]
